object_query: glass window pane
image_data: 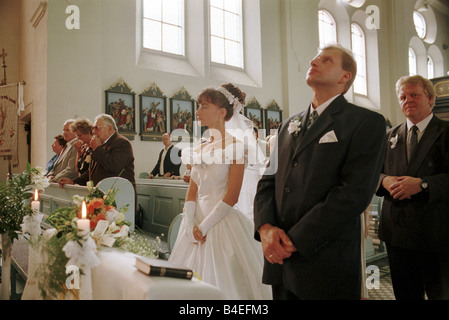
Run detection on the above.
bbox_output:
[224,0,238,13]
[143,0,161,20]
[427,55,434,79]
[163,24,182,54]
[351,23,367,95]
[142,0,184,56]
[210,0,224,9]
[413,11,426,39]
[210,7,224,37]
[225,40,242,68]
[143,19,161,51]
[409,48,417,76]
[318,10,337,48]
[163,0,182,26]
[224,12,239,40]
[211,36,225,64]
[210,0,242,68]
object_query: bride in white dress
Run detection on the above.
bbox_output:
[168,83,272,300]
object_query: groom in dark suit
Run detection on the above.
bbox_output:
[376,75,449,300]
[254,44,386,299]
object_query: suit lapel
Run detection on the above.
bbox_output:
[391,123,408,175]
[406,116,443,176]
[289,110,308,152]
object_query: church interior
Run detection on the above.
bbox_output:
[0,0,449,302]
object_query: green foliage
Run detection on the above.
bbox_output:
[0,164,34,241]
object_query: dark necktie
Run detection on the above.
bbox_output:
[307,110,319,129]
[409,125,418,161]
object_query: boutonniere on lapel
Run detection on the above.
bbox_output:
[389,134,399,149]
[288,116,302,136]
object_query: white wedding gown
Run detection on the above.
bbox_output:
[169,143,272,300]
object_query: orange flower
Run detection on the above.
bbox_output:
[90,215,98,230]
[90,198,104,209]
[86,203,95,216]
[97,213,106,221]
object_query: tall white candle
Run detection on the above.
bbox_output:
[31,189,40,213]
[77,201,90,236]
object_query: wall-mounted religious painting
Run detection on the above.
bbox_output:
[139,82,167,141]
[105,78,136,140]
[170,87,195,141]
[264,100,283,136]
[244,98,264,130]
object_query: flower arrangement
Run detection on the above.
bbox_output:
[36,181,162,299]
[0,163,49,241]
[0,163,50,300]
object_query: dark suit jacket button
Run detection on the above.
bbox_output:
[293,161,298,167]
[285,187,291,194]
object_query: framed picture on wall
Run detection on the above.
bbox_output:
[139,83,167,141]
[105,78,136,140]
[170,87,195,141]
[264,100,283,136]
[244,98,264,131]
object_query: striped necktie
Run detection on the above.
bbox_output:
[307,110,319,129]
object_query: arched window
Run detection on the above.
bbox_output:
[142,0,185,55]
[318,10,337,48]
[210,0,243,68]
[409,47,417,76]
[413,11,427,40]
[351,23,367,95]
[427,55,434,79]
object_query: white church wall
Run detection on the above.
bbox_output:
[43,0,449,178]
[46,0,285,176]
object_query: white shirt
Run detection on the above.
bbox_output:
[406,113,433,144]
[159,146,170,175]
[309,94,341,116]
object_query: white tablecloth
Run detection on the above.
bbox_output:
[22,247,225,300]
[91,250,225,300]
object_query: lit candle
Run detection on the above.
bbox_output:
[31,189,40,213]
[77,201,90,236]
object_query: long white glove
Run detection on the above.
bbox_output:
[198,200,233,236]
[182,201,197,243]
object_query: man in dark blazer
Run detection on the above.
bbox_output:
[149,133,181,178]
[376,75,449,300]
[254,44,386,300]
[58,114,136,189]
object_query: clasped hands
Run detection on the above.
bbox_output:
[259,224,297,265]
[192,225,206,244]
[382,175,422,200]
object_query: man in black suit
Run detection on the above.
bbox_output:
[254,44,386,299]
[376,75,449,300]
[149,133,181,178]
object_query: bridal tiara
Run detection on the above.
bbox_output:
[216,86,243,113]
